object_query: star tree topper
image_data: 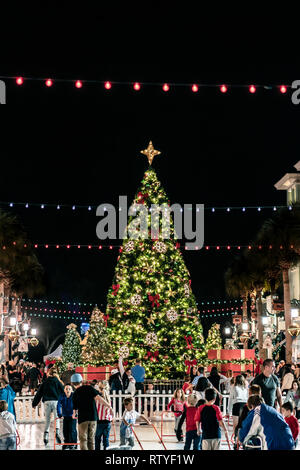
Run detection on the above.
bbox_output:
[140,141,161,166]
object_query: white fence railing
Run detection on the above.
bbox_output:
[15,392,229,424]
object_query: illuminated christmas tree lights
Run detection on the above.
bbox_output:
[106,148,205,378]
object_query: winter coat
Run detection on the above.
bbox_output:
[32,376,64,406]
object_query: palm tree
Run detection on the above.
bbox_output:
[256,206,300,363]
[225,255,253,348]
[245,249,276,359]
[10,253,44,297]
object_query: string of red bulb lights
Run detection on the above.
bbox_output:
[5,77,289,94]
[1,242,295,251]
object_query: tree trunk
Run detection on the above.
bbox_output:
[256,289,265,359]
[283,269,292,363]
[242,293,248,321]
[242,292,248,349]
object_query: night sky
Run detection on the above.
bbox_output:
[1,10,298,359]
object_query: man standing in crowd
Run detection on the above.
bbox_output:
[131,359,145,393]
[71,373,112,450]
[61,363,75,386]
[252,359,283,411]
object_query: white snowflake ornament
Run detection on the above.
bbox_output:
[130,294,142,306]
[166,308,178,322]
[145,332,158,346]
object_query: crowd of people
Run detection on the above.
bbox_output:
[174,359,300,450]
[0,356,300,450]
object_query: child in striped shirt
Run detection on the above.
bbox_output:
[95,380,114,450]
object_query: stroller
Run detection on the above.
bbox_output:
[242,435,264,450]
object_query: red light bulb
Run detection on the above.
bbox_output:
[220,84,227,93]
[249,85,256,93]
[191,84,198,93]
[75,80,82,89]
[104,81,112,90]
[133,82,141,91]
[280,85,287,94]
[162,83,170,92]
[45,79,53,87]
[16,77,24,86]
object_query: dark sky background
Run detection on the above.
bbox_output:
[0,8,298,359]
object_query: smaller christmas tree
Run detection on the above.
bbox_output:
[206,323,222,350]
[61,323,82,371]
[81,307,112,366]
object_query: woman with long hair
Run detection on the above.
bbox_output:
[207,366,226,406]
[194,376,210,401]
[284,380,300,419]
[281,365,295,395]
[228,374,248,435]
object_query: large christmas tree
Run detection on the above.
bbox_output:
[106,142,206,378]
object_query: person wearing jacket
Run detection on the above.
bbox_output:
[32,367,64,446]
[0,400,17,450]
[0,378,16,418]
[239,394,295,450]
[57,384,77,450]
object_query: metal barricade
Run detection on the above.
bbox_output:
[53,418,80,450]
[131,423,167,450]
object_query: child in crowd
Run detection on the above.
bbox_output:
[239,395,295,450]
[95,380,114,450]
[167,389,186,436]
[177,394,201,449]
[282,402,299,448]
[57,384,78,450]
[195,388,229,450]
[120,397,150,448]
[0,400,17,450]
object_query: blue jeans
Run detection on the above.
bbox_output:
[120,423,134,447]
[95,421,111,450]
[184,430,201,450]
[0,436,16,450]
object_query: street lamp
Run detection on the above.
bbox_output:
[31,328,37,336]
[291,308,299,318]
[262,316,269,326]
[10,317,17,326]
[242,322,249,331]
[22,323,29,332]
